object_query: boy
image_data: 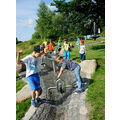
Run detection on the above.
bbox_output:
[49,40,54,53]
[76,35,80,48]
[63,38,71,60]
[57,40,61,52]
[42,38,48,48]
[56,56,84,94]
[17,45,42,107]
[79,40,86,62]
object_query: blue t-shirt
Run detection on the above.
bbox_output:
[77,38,80,46]
[61,60,79,71]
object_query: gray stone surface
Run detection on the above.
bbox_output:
[22,69,91,120]
[80,60,97,75]
[20,57,96,120]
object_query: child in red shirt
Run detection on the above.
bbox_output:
[49,40,54,52]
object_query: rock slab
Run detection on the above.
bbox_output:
[16,84,31,103]
[80,60,97,75]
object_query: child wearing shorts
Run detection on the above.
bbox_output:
[79,40,86,62]
[17,45,42,107]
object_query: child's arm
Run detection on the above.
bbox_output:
[57,67,64,79]
[17,51,22,64]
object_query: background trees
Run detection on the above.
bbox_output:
[32,0,105,41]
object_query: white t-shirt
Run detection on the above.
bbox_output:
[22,55,39,78]
[79,45,86,54]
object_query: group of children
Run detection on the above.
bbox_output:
[40,39,54,54]
[17,35,87,107]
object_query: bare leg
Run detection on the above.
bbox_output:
[36,90,40,98]
[31,90,36,99]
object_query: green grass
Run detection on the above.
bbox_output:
[87,66,105,120]
[70,40,105,120]
[16,79,27,93]
[16,37,105,59]
[16,99,31,120]
[71,43,105,65]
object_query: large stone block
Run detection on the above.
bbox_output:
[16,63,26,73]
[79,60,97,75]
[16,84,31,103]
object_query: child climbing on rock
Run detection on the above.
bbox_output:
[17,45,42,107]
[63,38,71,60]
[79,40,86,62]
[56,56,84,94]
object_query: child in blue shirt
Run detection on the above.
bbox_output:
[76,35,80,48]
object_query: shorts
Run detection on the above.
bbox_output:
[26,73,40,91]
[80,53,86,60]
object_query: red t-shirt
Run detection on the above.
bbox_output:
[49,43,54,51]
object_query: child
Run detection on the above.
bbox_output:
[56,56,84,94]
[42,38,48,48]
[63,38,71,60]
[49,40,54,53]
[17,45,42,107]
[76,35,80,48]
[57,40,61,52]
[79,40,87,62]
[44,46,48,54]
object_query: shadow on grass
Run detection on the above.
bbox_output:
[72,57,80,61]
[91,44,105,50]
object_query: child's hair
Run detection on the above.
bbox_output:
[64,38,68,42]
[34,45,41,53]
[80,40,84,44]
[56,55,63,61]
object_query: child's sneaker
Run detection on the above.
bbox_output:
[75,89,84,94]
[35,97,41,104]
[31,99,37,107]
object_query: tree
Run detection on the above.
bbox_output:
[35,0,52,39]
[52,0,105,35]
[32,32,41,40]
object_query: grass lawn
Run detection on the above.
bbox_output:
[70,40,105,120]
[87,66,105,120]
[16,37,104,59]
[16,79,27,93]
[16,99,31,120]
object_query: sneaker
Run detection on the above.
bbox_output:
[31,99,37,107]
[75,90,84,94]
[35,97,41,104]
